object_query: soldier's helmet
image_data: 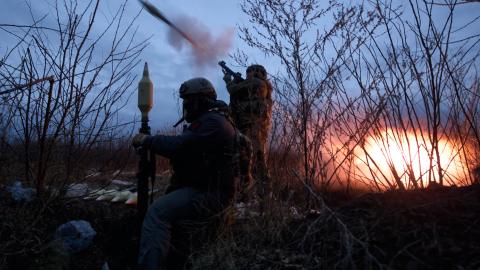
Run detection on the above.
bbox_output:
[246,64,267,80]
[179,77,217,99]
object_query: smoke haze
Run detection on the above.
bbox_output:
[167,15,234,69]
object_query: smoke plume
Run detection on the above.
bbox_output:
[167,15,234,69]
[139,1,233,69]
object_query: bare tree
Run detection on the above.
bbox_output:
[239,0,480,193]
[238,0,386,197]
[0,0,147,195]
[344,0,480,190]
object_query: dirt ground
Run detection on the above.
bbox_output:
[1,184,479,270]
[0,193,139,270]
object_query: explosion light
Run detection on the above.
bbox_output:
[355,128,469,189]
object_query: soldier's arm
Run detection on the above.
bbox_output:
[227,80,247,96]
[144,115,224,158]
[226,81,240,95]
[228,79,267,97]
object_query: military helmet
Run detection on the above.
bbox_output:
[246,64,267,79]
[179,77,217,99]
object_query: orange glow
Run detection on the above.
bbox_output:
[355,128,469,189]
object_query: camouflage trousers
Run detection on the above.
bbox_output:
[237,118,271,199]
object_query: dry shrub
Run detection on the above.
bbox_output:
[189,183,480,269]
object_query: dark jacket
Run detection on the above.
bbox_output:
[145,107,236,198]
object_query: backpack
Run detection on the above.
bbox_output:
[209,102,253,198]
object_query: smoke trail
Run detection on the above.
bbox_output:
[139,0,233,69]
[167,15,234,69]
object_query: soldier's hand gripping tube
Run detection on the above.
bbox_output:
[132,133,150,148]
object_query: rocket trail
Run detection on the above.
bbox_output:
[138,0,198,47]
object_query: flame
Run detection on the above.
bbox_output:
[355,128,469,189]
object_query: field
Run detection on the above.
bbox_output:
[2,175,479,269]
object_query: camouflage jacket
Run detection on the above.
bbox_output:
[227,77,272,128]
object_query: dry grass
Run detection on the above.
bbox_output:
[1,181,479,269]
[2,152,480,270]
[189,184,480,270]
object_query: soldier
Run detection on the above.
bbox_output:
[132,77,236,269]
[223,64,273,198]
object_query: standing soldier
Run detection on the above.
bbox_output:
[223,64,273,199]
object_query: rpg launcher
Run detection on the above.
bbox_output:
[219,61,244,82]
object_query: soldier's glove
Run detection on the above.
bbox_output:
[132,133,150,148]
